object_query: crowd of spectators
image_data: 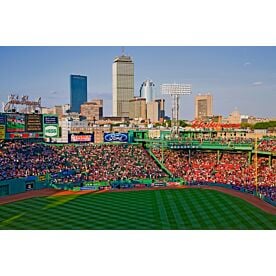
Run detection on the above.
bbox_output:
[1,139,275,201]
[152,148,276,201]
[257,139,276,152]
[0,141,167,182]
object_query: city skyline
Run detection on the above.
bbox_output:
[0,46,276,120]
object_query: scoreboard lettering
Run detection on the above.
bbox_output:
[26,114,42,132]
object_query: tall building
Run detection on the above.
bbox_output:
[140,80,155,103]
[41,104,70,119]
[195,93,213,119]
[147,99,165,123]
[112,55,134,117]
[228,109,241,124]
[80,99,103,121]
[129,97,147,120]
[70,75,87,113]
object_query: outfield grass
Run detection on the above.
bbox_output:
[0,189,275,230]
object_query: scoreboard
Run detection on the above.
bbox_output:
[26,114,42,132]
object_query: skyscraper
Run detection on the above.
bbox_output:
[112,54,134,117]
[147,99,165,123]
[195,93,213,119]
[129,97,147,120]
[140,80,155,103]
[70,75,87,113]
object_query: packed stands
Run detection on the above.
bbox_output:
[0,141,167,182]
[152,148,276,201]
[258,139,276,152]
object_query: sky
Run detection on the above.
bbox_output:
[0,46,275,120]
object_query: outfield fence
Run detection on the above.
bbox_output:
[1,174,274,208]
[186,181,276,207]
[0,175,49,197]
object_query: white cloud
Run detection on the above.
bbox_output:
[252,81,263,86]
[243,62,251,67]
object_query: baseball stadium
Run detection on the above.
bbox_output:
[0,114,276,229]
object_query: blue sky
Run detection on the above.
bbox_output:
[0,46,275,119]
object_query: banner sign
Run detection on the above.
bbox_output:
[7,132,41,139]
[44,125,58,138]
[44,115,58,125]
[192,120,241,129]
[231,185,241,191]
[43,115,59,138]
[104,133,128,143]
[244,188,254,194]
[25,182,34,191]
[0,114,6,125]
[38,175,46,182]
[0,125,5,139]
[6,114,25,132]
[80,186,98,191]
[68,134,94,143]
[169,144,200,149]
[26,114,42,132]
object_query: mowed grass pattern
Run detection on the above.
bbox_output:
[0,189,275,230]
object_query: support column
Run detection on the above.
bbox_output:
[217,150,220,163]
[269,155,272,167]
[248,151,252,165]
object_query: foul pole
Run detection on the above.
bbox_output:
[254,135,258,195]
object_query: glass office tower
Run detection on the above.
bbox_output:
[140,80,155,103]
[70,75,87,113]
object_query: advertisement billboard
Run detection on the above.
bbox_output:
[43,115,58,125]
[26,114,42,132]
[7,132,42,139]
[6,114,25,132]
[0,125,5,139]
[68,134,94,143]
[0,114,6,125]
[44,125,59,138]
[43,115,59,138]
[25,182,34,191]
[104,133,128,143]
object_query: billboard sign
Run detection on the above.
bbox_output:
[26,114,42,132]
[38,175,47,182]
[6,114,25,132]
[0,114,6,125]
[25,182,34,191]
[44,115,58,125]
[7,132,41,139]
[44,125,58,137]
[68,134,94,143]
[104,133,128,143]
[0,125,5,139]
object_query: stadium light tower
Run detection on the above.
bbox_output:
[161,83,191,134]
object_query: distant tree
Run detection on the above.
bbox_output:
[179,120,188,127]
[253,121,276,129]
[165,120,171,127]
[241,122,254,129]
